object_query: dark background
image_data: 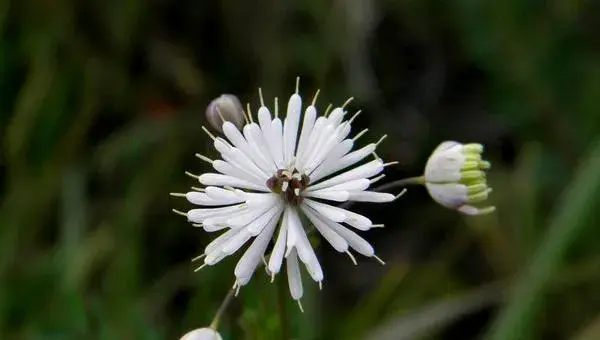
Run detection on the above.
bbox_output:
[1,1,600,339]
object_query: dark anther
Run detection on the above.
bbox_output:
[266,169,310,205]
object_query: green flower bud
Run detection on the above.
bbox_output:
[179,328,223,340]
[423,141,495,215]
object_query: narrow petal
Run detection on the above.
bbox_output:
[204,228,241,254]
[302,205,349,252]
[348,191,395,203]
[187,204,247,223]
[304,190,349,202]
[221,229,252,255]
[185,191,243,206]
[293,225,324,283]
[199,173,268,192]
[303,199,346,222]
[283,93,302,166]
[306,178,370,193]
[205,187,245,203]
[234,213,279,282]
[268,218,288,276]
[294,105,317,170]
[286,248,304,300]
[271,118,285,167]
[325,220,375,258]
[213,160,265,185]
[308,159,384,191]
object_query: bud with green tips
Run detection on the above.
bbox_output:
[423,141,495,215]
[206,94,246,133]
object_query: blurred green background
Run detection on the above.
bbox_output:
[2,0,600,339]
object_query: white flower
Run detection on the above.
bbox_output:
[424,141,495,215]
[179,328,223,340]
[172,78,399,309]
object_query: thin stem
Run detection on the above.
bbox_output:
[277,275,291,340]
[210,288,236,330]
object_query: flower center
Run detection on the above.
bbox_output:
[266,169,310,206]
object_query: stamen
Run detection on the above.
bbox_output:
[191,253,207,262]
[195,153,214,164]
[258,88,265,106]
[270,273,276,283]
[373,255,386,265]
[185,171,200,180]
[372,224,385,228]
[297,300,305,313]
[194,263,208,272]
[261,255,268,267]
[341,97,354,108]
[281,181,289,192]
[191,186,205,192]
[352,128,368,141]
[172,209,188,217]
[376,134,387,146]
[384,161,399,167]
[246,103,253,123]
[294,188,300,196]
[295,76,300,94]
[318,281,323,290]
[394,188,408,200]
[346,250,358,265]
[274,97,279,118]
[235,284,241,297]
[324,103,333,116]
[215,106,227,123]
[201,126,216,141]
[370,174,385,184]
[312,89,321,106]
[169,192,186,197]
[349,110,362,123]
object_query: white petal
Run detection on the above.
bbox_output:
[342,209,373,231]
[285,207,304,257]
[293,226,323,282]
[205,187,244,204]
[234,212,279,281]
[324,219,375,257]
[225,200,278,227]
[283,93,302,166]
[308,159,384,191]
[304,190,349,202]
[303,199,346,222]
[213,160,265,185]
[185,191,242,206]
[424,144,465,183]
[199,173,268,192]
[325,143,377,176]
[298,117,327,170]
[294,105,317,170]
[245,123,277,171]
[247,203,283,236]
[243,124,277,173]
[306,178,370,193]
[187,204,247,223]
[221,229,252,255]
[268,218,288,276]
[348,191,395,202]
[204,248,228,265]
[271,118,285,167]
[302,205,348,252]
[204,228,241,254]
[327,107,345,127]
[304,127,342,173]
[222,122,267,172]
[309,139,354,181]
[286,248,303,300]
[258,106,282,168]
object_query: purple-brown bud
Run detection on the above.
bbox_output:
[205,94,245,133]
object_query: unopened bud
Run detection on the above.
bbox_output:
[206,94,245,133]
[179,327,223,340]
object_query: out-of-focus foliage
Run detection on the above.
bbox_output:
[1,0,600,339]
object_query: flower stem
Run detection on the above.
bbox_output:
[210,287,236,330]
[277,276,291,340]
[372,175,425,192]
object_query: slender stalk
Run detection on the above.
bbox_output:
[277,276,291,340]
[210,288,236,330]
[371,176,425,192]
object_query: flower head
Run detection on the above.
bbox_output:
[179,328,223,340]
[173,78,399,309]
[423,141,494,215]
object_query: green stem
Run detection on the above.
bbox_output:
[210,288,235,330]
[277,276,291,340]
